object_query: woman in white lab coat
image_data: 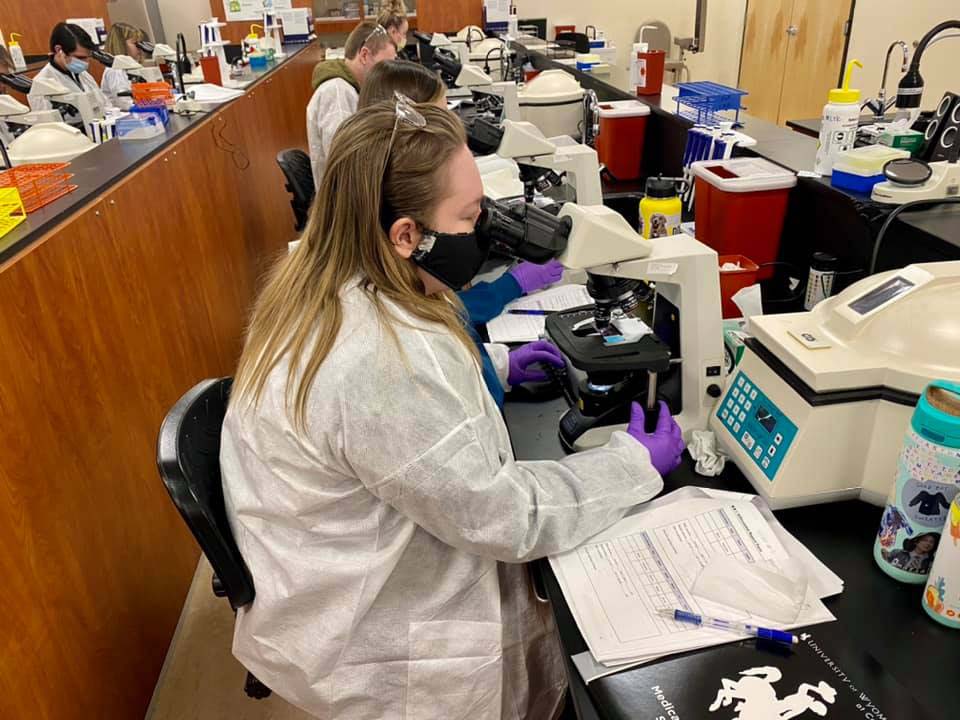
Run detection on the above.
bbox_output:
[101,22,147,110]
[221,99,686,719]
[0,45,16,149]
[28,22,112,124]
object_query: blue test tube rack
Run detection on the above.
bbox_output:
[674,82,749,125]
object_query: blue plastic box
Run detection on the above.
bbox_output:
[831,169,884,194]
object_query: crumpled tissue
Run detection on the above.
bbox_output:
[688,430,727,476]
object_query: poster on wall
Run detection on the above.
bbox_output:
[223,0,293,22]
[484,0,510,23]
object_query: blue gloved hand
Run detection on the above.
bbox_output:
[509,259,565,295]
[627,401,685,476]
[508,340,565,385]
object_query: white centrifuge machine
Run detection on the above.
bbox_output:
[710,261,960,509]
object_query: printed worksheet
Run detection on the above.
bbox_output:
[550,496,835,666]
[486,284,593,342]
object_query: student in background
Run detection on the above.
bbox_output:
[358,58,445,108]
[28,22,113,122]
[377,0,410,53]
[101,22,147,110]
[307,21,396,187]
[0,46,16,147]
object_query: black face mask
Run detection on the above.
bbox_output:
[411,225,491,290]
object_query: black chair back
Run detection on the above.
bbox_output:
[157,378,254,610]
[276,149,315,232]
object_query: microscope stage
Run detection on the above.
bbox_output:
[546,306,672,374]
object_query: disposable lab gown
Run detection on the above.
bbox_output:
[306,78,358,189]
[100,67,133,110]
[28,62,112,124]
[221,282,664,719]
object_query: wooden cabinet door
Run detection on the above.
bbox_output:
[739,0,795,123]
[416,0,482,34]
[777,0,853,124]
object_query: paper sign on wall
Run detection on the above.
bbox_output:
[224,0,292,22]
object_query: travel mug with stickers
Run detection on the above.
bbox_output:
[874,381,960,584]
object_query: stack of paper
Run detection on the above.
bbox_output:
[549,487,844,683]
[486,284,593,343]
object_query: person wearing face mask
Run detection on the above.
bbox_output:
[307,21,397,188]
[357,61,566,405]
[377,0,411,56]
[221,98,685,720]
[100,22,147,110]
[28,22,113,123]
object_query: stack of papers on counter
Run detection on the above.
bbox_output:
[549,487,844,683]
[486,284,593,343]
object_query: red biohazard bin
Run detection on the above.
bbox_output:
[719,255,760,319]
[595,100,650,181]
[691,158,797,281]
[635,49,665,96]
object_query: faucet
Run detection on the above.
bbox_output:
[863,41,909,121]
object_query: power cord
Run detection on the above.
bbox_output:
[211,115,250,171]
[869,197,960,274]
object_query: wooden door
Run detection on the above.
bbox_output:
[777,0,853,124]
[739,0,794,124]
[416,0,482,34]
[739,0,852,125]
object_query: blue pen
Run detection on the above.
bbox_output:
[659,609,799,646]
[508,309,551,316]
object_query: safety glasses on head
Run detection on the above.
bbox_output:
[363,24,389,49]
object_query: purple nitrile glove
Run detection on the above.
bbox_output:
[508,340,565,386]
[509,259,565,295]
[627,401,686,476]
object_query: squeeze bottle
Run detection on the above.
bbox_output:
[8,33,27,71]
[814,59,863,176]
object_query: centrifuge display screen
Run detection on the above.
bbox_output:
[849,276,914,315]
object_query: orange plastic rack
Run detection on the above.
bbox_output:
[0,163,78,213]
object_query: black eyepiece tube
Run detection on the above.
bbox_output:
[477,198,571,263]
[0,73,33,94]
[92,49,115,67]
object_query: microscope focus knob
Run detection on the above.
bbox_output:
[707,384,722,399]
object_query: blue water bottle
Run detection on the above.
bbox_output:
[874,381,960,584]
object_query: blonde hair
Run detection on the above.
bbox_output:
[359,60,444,108]
[344,20,393,60]
[104,22,146,57]
[377,0,408,30]
[233,103,476,430]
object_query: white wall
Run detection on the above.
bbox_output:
[513,0,747,90]
[846,0,959,111]
[156,0,213,50]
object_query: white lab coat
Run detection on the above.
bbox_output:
[306,78,358,190]
[27,62,112,122]
[221,282,664,720]
[100,67,133,110]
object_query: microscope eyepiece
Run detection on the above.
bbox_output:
[477,197,571,264]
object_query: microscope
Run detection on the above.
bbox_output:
[417,31,521,121]
[479,195,726,451]
[470,117,604,206]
